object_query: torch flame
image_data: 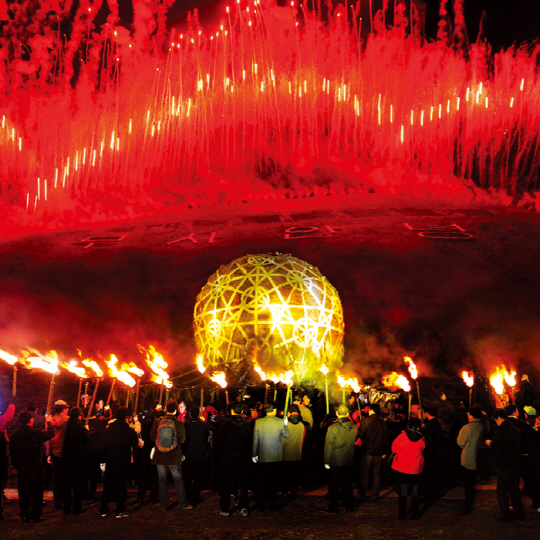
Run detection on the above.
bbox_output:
[0,349,18,365]
[62,360,88,378]
[252,359,283,384]
[319,364,329,376]
[23,350,59,374]
[81,359,104,378]
[279,370,294,387]
[124,362,145,377]
[138,344,172,388]
[462,370,474,388]
[337,373,361,393]
[404,356,418,380]
[210,371,228,388]
[489,364,516,394]
[382,372,411,392]
[196,354,206,373]
[106,354,136,387]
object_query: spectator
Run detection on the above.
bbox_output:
[323,404,358,513]
[422,406,443,501]
[391,418,425,520]
[252,400,289,511]
[281,404,306,498]
[215,402,252,516]
[99,407,143,518]
[48,400,70,509]
[486,409,525,522]
[457,407,485,515]
[9,411,54,523]
[357,403,389,502]
[150,400,191,512]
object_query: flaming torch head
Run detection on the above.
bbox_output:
[404,356,418,380]
[489,367,505,395]
[196,354,206,373]
[62,360,88,378]
[82,359,104,378]
[139,345,172,388]
[0,349,18,365]
[210,371,228,388]
[23,350,59,374]
[462,371,474,388]
[382,372,411,393]
[106,354,136,387]
[319,364,329,376]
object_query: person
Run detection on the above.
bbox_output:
[215,402,252,516]
[99,407,143,518]
[391,418,425,520]
[9,411,54,523]
[421,406,443,501]
[486,409,525,522]
[80,394,91,418]
[519,374,534,407]
[26,401,45,430]
[94,400,111,419]
[281,404,306,497]
[252,400,289,511]
[357,403,389,502]
[505,404,540,509]
[47,399,70,509]
[177,401,188,422]
[324,403,358,513]
[0,397,16,519]
[300,394,314,429]
[456,407,485,514]
[62,407,89,515]
[183,404,210,507]
[150,399,191,512]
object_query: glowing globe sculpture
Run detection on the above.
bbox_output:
[193,254,344,382]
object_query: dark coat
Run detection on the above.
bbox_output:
[9,425,53,470]
[324,417,358,467]
[357,414,389,456]
[183,416,209,461]
[63,418,89,464]
[422,417,443,457]
[508,416,536,455]
[253,414,289,463]
[491,419,521,468]
[100,419,139,471]
[215,415,252,464]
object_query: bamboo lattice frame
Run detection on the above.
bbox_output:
[193,253,344,380]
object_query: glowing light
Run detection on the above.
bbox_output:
[139,344,172,388]
[404,356,418,379]
[319,364,329,376]
[81,359,104,377]
[196,354,206,373]
[106,354,136,387]
[462,371,474,388]
[381,372,411,392]
[0,349,18,365]
[210,371,228,388]
[22,350,59,374]
[62,361,88,378]
[337,372,361,393]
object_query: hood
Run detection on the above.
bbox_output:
[335,417,356,431]
[405,428,424,443]
[288,414,301,425]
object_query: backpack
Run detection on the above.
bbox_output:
[155,417,178,453]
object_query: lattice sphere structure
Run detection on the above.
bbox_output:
[193,253,344,381]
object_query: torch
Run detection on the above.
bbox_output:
[139,345,172,407]
[61,360,89,408]
[124,362,145,413]
[489,366,506,408]
[23,350,59,416]
[210,371,228,404]
[404,357,422,419]
[106,354,136,407]
[503,368,517,405]
[319,364,330,415]
[381,372,411,421]
[281,370,294,417]
[1,349,18,398]
[462,371,474,408]
[337,373,361,407]
[85,377,101,425]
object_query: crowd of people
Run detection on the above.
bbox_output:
[0,378,539,525]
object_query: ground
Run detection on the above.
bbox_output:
[1,478,540,540]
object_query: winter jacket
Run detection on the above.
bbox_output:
[100,418,140,471]
[391,429,425,475]
[300,405,313,428]
[324,417,358,467]
[49,413,69,458]
[63,418,89,464]
[215,415,252,464]
[357,414,389,456]
[150,413,185,466]
[422,417,443,457]
[457,418,485,470]
[508,416,536,455]
[9,425,53,470]
[0,403,15,433]
[282,414,305,462]
[253,414,289,463]
[491,419,521,468]
[183,416,209,461]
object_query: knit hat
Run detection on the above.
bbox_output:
[524,405,536,416]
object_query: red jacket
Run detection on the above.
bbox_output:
[391,429,425,475]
